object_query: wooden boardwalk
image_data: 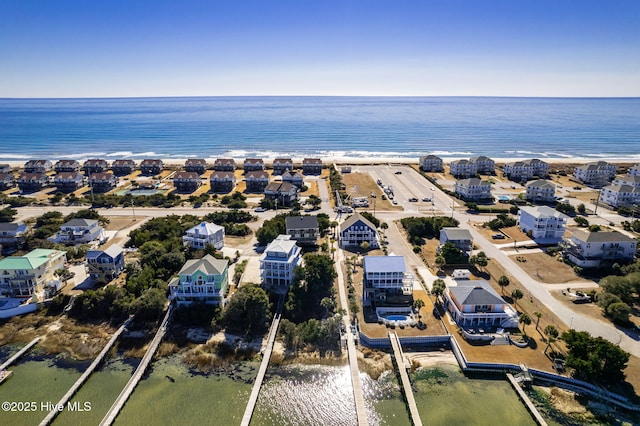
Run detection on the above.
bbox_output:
[389,332,422,426]
[507,373,548,426]
[0,336,41,372]
[100,306,172,426]
[39,317,133,426]
[335,248,368,426]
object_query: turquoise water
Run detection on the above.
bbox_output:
[1,97,639,161]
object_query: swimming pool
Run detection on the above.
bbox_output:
[386,315,410,321]
[496,195,511,201]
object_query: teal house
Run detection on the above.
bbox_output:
[169,255,229,307]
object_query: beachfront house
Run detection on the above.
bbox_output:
[449,159,477,178]
[54,159,81,173]
[209,171,236,193]
[89,173,118,193]
[272,158,293,175]
[86,245,125,284]
[259,235,302,294]
[629,164,640,176]
[282,170,304,188]
[0,248,67,298]
[339,213,379,249]
[213,158,236,172]
[503,159,549,182]
[54,172,86,192]
[525,180,556,203]
[0,222,29,252]
[111,159,136,176]
[561,230,637,268]
[54,218,104,245]
[140,159,163,175]
[444,280,518,328]
[184,158,207,174]
[264,182,298,207]
[0,164,10,173]
[17,172,49,192]
[439,227,473,253]
[24,159,52,173]
[469,156,495,175]
[172,171,202,193]
[454,178,492,200]
[286,216,319,246]
[518,206,568,244]
[245,171,270,193]
[243,158,264,172]
[362,256,413,309]
[302,158,323,175]
[83,159,108,175]
[0,173,15,190]
[613,175,640,188]
[169,255,229,306]
[574,161,617,188]
[419,155,444,172]
[182,222,225,250]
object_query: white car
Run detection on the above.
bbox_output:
[254,207,266,212]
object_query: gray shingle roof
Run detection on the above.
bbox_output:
[449,280,505,306]
[286,215,319,230]
[179,255,228,276]
[339,212,376,233]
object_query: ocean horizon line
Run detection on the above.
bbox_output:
[2,95,640,101]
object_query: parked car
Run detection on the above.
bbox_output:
[255,207,266,212]
[409,197,418,202]
[392,200,398,205]
[492,233,505,239]
[422,197,431,202]
[394,171,402,174]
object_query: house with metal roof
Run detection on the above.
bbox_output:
[0,248,67,298]
[339,213,379,249]
[444,280,518,328]
[562,230,637,268]
[169,255,229,306]
[362,256,413,309]
[182,222,225,250]
[259,235,302,294]
[86,245,125,284]
[439,227,473,253]
[285,216,319,246]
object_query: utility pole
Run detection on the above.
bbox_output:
[131,200,136,221]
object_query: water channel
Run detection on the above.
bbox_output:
[0,345,557,426]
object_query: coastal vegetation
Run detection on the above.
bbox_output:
[483,213,517,231]
[400,216,459,246]
[562,329,630,386]
[221,284,271,336]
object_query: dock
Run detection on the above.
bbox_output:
[240,296,283,426]
[0,336,41,372]
[335,248,368,426]
[389,332,422,426]
[506,373,548,426]
[99,306,172,426]
[39,317,134,426]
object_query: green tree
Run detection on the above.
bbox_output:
[577,203,586,215]
[543,325,559,355]
[561,329,630,385]
[511,288,523,311]
[519,313,532,337]
[607,302,632,323]
[0,207,18,223]
[533,311,542,330]
[440,242,468,264]
[573,216,589,227]
[412,298,425,316]
[222,284,272,335]
[431,279,446,302]
[498,275,510,296]
[434,255,446,272]
[600,275,635,305]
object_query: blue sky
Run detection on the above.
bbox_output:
[1,0,639,97]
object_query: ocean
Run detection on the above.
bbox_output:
[0,96,639,162]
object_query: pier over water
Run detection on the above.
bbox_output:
[100,306,172,426]
[389,332,422,426]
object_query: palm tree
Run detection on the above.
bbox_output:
[543,325,559,355]
[498,275,510,295]
[413,299,425,319]
[519,313,532,337]
[511,288,523,311]
[435,256,446,272]
[533,311,542,330]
